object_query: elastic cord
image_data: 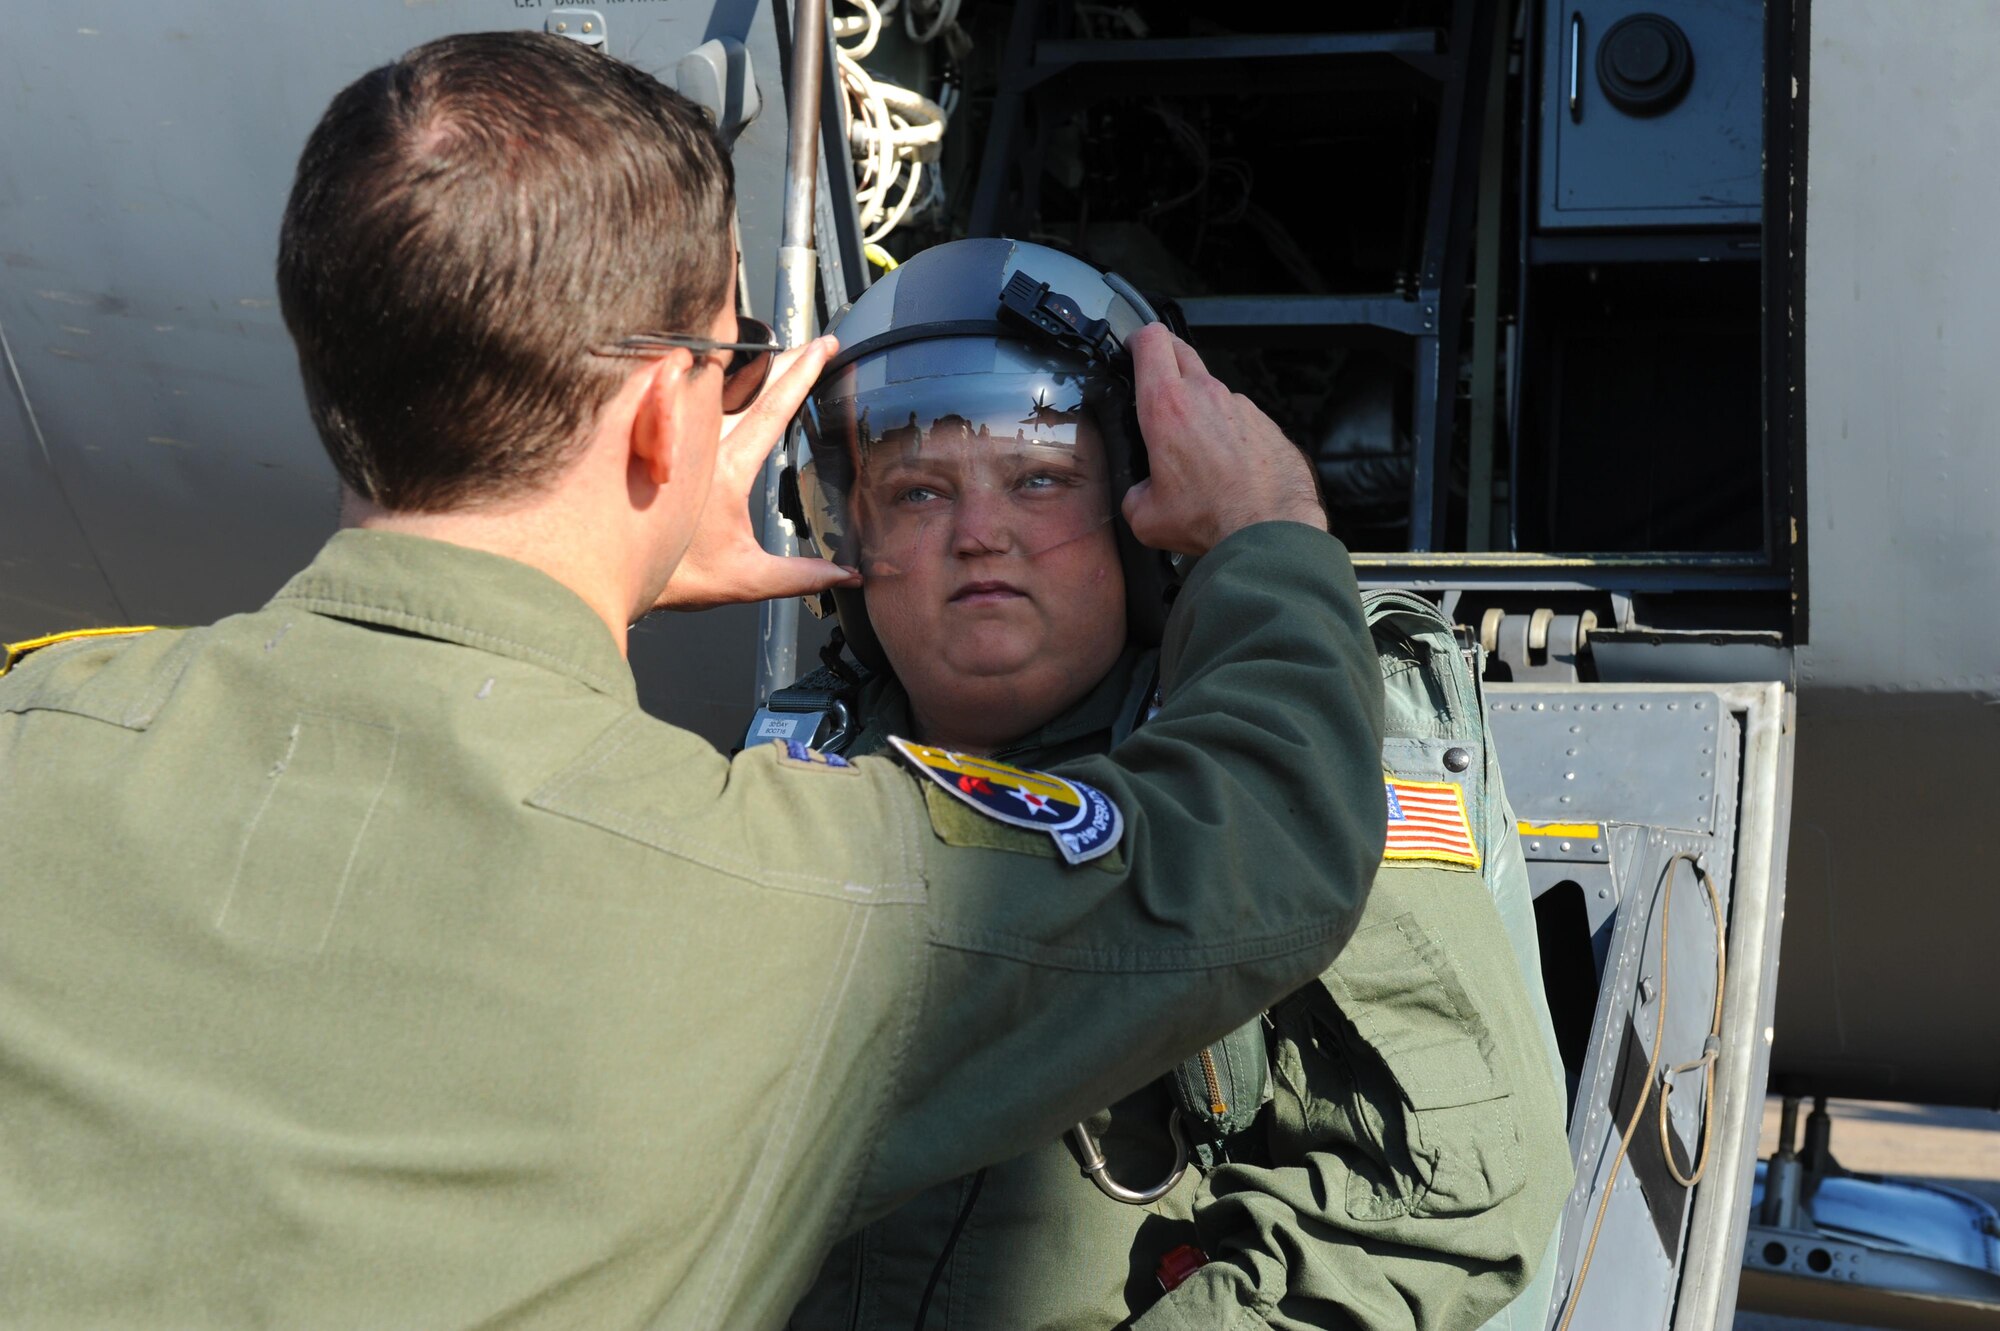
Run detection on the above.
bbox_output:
[1554,854,1727,1331]
[1659,863,1728,1187]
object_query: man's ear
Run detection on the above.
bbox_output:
[628,356,687,487]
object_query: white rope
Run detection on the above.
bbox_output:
[866,158,925,244]
[833,0,956,247]
[903,0,962,45]
[831,0,881,59]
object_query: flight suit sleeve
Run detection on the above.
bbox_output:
[852,521,1387,1221]
[1129,865,1573,1331]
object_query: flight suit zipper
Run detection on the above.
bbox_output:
[1197,1047,1227,1116]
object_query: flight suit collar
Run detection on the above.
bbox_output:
[270,529,638,704]
[994,643,1157,763]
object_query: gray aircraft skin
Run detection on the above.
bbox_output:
[0,0,810,744]
[1778,1,2000,1113]
[2,0,1996,1325]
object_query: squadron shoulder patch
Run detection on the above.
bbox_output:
[1383,774,1481,869]
[888,736,1123,865]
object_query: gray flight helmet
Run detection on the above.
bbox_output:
[793,237,1175,675]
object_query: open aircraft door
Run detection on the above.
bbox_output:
[1475,680,1793,1331]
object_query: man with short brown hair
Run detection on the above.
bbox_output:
[0,31,1387,1329]
[280,30,740,514]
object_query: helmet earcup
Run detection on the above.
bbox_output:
[829,584,891,675]
[1104,282,1184,646]
[1092,375,1177,648]
[1117,530,1176,649]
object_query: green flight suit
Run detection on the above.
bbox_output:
[0,522,1386,1330]
[789,650,1210,1331]
[792,595,1570,1331]
[1134,593,1572,1330]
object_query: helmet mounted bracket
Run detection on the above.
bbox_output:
[998,272,1122,368]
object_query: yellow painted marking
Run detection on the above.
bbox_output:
[1518,822,1603,839]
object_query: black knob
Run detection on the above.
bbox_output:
[1597,13,1694,116]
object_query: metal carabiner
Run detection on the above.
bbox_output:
[1066,1110,1190,1206]
[820,698,855,754]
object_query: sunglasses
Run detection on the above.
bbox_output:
[592,314,783,414]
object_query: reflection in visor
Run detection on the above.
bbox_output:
[802,376,1114,580]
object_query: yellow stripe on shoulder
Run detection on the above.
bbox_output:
[1,626,160,677]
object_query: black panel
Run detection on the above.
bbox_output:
[1534,878,1600,1113]
[1516,261,1763,553]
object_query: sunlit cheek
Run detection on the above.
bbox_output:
[1065,535,1128,662]
[1014,498,1111,558]
[862,510,950,577]
[862,573,926,665]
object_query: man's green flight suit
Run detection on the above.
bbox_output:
[791,592,1570,1331]
[0,522,1385,1330]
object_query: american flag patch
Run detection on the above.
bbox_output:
[1383,775,1481,869]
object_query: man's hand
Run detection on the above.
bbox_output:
[652,335,862,612]
[1120,324,1327,556]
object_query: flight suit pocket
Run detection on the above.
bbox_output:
[1274,896,1526,1222]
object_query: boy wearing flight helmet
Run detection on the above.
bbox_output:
[775,239,1570,1330]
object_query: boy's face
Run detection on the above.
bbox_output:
[853,416,1127,747]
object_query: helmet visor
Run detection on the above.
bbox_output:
[801,370,1115,579]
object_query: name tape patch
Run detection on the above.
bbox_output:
[888,736,1123,865]
[1384,774,1480,868]
[772,738,855,772]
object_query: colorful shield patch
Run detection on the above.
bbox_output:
[1383,774,1481,868]
[888,736,1123,865]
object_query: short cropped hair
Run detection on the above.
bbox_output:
[278,31,735,512]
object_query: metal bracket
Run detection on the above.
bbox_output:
[1744,1221,2000,1303]
[545,10,607,49]
[741,700,852,755]
[676,37,762,147]
[1484,608,1597,682]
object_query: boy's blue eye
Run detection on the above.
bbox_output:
[1020,471,1081,492]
